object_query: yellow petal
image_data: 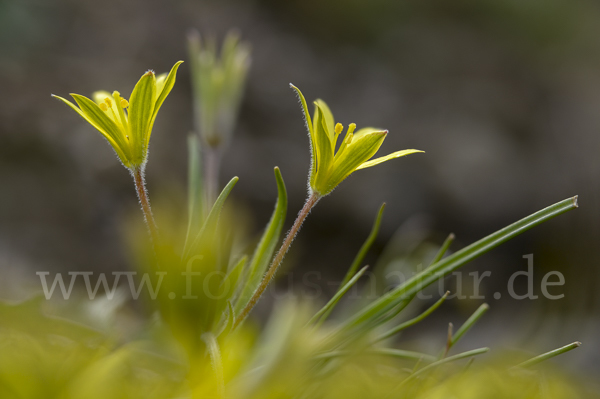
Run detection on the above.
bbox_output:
[314,99,335,144]
[53,94,131,167]
[155,73,167,95]
[353,127,385,140]
[314,131,386,195]
[147,61,184,148]
[92,91,112,106]
[356,149,425,170]
[91,91,123,127]
[111,91,130,133]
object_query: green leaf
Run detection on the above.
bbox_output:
[235,167,287,316]
[371,348,437,363]
[201,332,224,397]
[449,303,489,350]
[309,265,369,326]
[374,291,450,343]
[427,233,455,268]
[397,348,490,389]
[290,84,316,181]
[223,255,247,303]
[315,348,437,363]
[184,176,239,259]
[183,134,203,251]
[514,341,582,369]
[342,196,579,331]
[343,203,385,288]
[217,301,237,339]
[316,204,385,324]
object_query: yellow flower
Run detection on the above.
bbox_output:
[52,61,183,170]
[290,84,424,196]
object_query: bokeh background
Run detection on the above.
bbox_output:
[1,0,598,377]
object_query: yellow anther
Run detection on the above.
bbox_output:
[104,97,112,107]
[120,98,129,108]
[99,102,108,112]
[347,123,356,135]
[345,132,354,145]
[335,123,343,135]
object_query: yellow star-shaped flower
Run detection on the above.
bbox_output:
[291,84,424,196]
[53,61,183,170]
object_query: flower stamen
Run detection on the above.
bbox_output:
[347,123,356,135]
[345,132,354,145]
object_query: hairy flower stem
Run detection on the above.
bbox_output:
[235,191,321,328]
[132,167,160,245]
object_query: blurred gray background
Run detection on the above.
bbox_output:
[0,0,598,373]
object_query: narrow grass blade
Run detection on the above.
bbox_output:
[184,176,239,258]
[315,348,437,363]
[202,332,225,397]
[514,341,582,369]
[427,233,455,268]
[309,265,369,326]
[443,323,453,358]
[450,303,489,349]
[222,255,248,298]
[374,291,450,343]
[183,134,203,251]
[343,196,578,331]
[372,348,437,363]
[234,167,287,316]
[397,347,489,388]
[316,204,384,324]
[341,204,385,288]
[217,301,236,339]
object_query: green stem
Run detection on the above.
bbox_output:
[234,192,321,328]
[132,167,160,245]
